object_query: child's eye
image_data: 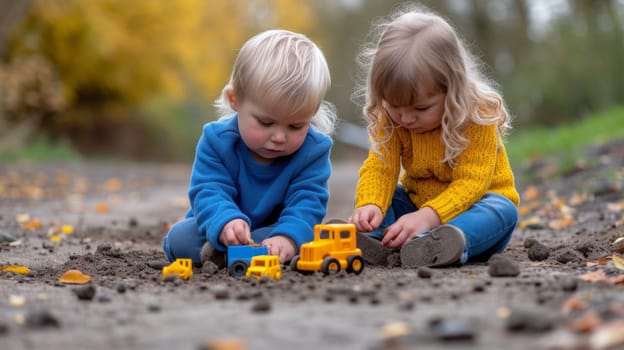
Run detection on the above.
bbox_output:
[289,125,304,130]
[257,119,272,126]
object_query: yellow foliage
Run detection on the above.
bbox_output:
[10,0,318,109]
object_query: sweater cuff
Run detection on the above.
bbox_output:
[422,197,462,224]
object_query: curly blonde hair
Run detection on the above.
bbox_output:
[354,6,511,166]
[215,29,337,135]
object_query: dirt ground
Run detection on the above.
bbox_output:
[1,140,624,350]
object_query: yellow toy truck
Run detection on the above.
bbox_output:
[245,255,282,280]
[290,223,364,275]
[162,258,193,280]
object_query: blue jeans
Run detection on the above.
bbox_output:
[367,187,518,264]
[162,218,275,263]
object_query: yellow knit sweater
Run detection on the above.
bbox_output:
[355,123,520,223]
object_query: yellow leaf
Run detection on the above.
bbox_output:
[0,265,30,275]
[613,254,624,271]
[15,213,30,223]
[548,218,575,230]
[59,269,91,284]
[518,216,540,229]
[104,178,122,192]
[522,185,539,201]
[49,234,62,242]
[22,218,43,230]
[61,225,74,234]
[95,203,110,213]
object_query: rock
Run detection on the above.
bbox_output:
[428,317,477,342]
[251,299,271,313]
[528,242,551,261]
[25,308,60,329]
[506,306,555,333]
[488,255,520,277]
[72,285,96,301]
[417,267,434,278]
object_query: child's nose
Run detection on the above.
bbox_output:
[271,130,286,143]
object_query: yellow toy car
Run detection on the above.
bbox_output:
[162,258,193,280]
[291,223,364,275]
[245,255,281,281]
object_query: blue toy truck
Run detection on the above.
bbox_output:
[227,245,269,278]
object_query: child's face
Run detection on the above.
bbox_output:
[234,97,313,164]
[382,92,446,133]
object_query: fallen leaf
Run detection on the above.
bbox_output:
[9,295,26,307]
[548,217,575,230]
[15,213,30,223]
[378,321,411,339]
[61,225,74,234]
[22,218,43,230]
[568,311,601,333]
[578,269,624,285]
[95,203,110,213]
[518,216,541,229]
[0,265,30,275]
[104,178,122,192]
[613,253,624,271]
[589,320,624,350]
[523,185,539,201]
[59,269,92,284]
[561,295,586,314]
[586,256,611,266]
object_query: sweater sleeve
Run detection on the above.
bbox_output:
[355,129,402,216]
[188,128,249,251]
[422,124,499,223]
[269,138,332,250]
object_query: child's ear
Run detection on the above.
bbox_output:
[225,88,238,111]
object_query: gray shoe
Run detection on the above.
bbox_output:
[400,224,466,268]
[200,241,226,269]
[357,232,396,267]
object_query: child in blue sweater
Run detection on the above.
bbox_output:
[163,29,337,266]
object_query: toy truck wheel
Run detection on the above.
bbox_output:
[228,260,248,278]
[347,255,364,274]
[321,257,341,275]
[289,255,300,272]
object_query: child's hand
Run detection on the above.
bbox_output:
[381,206,441,248]
[349,204,383,232]
[218,219,251,246]
[262,235,296,263]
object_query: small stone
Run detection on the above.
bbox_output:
[116,282,127,293]
[147,304,161,312]
[506,306,555,333]
[561,277,578,292]
[251,299,271,313]
[429,317,477,341]
[556,249,583,264]
[147,260,169,270]
[528,242,551,261]
[0,231,16,243]
[25,308,60,329]
[72,285,96,301]
[488,255,520,277]
[417,267,433,278]
[523,238,537,249]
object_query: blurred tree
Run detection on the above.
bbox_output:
[3,0,316,158]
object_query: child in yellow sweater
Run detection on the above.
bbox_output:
[349,6,520,268]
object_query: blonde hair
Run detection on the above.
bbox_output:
[355,6,511,166]
[215,29,336,135]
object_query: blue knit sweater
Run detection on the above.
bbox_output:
[186,115,333,252]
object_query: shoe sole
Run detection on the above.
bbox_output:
[356,232,396,266]
[400,225,466,268]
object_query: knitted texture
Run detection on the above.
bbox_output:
[355,123,519,223]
